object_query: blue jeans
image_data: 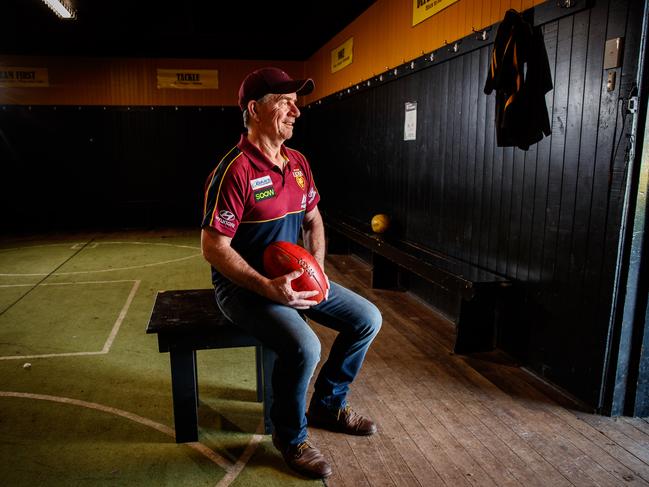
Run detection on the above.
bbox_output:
[215,280,382,445]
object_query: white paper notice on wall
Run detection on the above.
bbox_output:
[404,102,417,141]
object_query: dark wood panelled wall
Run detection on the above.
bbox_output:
[0,105,306,232]
[0,106,243,230]
[303,0,644,410]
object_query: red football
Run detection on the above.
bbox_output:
[263,241,329,304]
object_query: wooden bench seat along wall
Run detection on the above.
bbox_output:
[324,214,512,354]
[146,289,275,443]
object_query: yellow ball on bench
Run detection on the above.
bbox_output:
[371,214,390,234]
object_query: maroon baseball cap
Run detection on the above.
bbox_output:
[238,67,315,111]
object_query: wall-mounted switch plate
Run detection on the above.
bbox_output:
[604,37,624,69]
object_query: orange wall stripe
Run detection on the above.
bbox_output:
[0,1,547,107]
[0,56,304,106]
[303,0,547,104]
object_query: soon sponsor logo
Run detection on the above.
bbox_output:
[254,188,276,202]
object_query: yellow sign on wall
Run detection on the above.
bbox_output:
[0,67,49,87]
[157,69,219,89]
[412,0,460,26]
[331,38,354,74]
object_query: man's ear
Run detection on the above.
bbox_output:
[247,100,257,118]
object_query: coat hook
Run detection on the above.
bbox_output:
[446,40,461,53]
[472,26,489,41]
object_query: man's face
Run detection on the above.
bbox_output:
[255,93,300,141]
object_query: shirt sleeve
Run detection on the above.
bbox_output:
[201,160,246,237]
[293,150,320,212]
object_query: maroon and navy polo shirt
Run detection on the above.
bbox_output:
[202,134,320,287]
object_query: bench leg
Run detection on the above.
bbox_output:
[372,253,400,289]
[169,349,199,443]
[326,231,350,255]
[261,346,276,434]
[194,350,199,405]
[454,293,497,354]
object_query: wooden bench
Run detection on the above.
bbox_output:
[146,289,275,443]
[326,218,511,354]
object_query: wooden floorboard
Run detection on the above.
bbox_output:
[464,352,649,485]
[307,255,649,487]
[622,417,649,438]
[460,354,647,485]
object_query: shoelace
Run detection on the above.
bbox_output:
[294,440,312,458]
[336,405,349,421]
[337,405,362,426]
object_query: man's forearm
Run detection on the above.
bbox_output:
[201,230,271,297]
[201,228,320,308]
[302,212,326,270]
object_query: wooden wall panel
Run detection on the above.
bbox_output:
[0,106,243,229]
[303,0,643,408]
[0,56,304,106]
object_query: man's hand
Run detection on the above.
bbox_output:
[265,269,319,309]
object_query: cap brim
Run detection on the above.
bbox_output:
[296,79,315,96]
[274,79,315,97]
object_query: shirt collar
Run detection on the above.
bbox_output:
[238,134,293,172]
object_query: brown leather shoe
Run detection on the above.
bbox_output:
[272,433,332,479]
[307,404,378,436]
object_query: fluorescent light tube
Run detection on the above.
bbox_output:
[41,0,75,19]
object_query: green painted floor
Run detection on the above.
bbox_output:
[0,229,322,486]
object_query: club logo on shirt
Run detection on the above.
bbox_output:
[250,175,273,190]
[292,169,305,190]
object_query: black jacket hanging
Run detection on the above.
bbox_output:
[484,9,553,151]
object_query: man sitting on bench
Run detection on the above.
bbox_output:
[200,67,382,479]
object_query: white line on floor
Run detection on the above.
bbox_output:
[0,254,201,276]
[0,280,140,360]
[0,279,138,288]
[102,279,140,352]
[0,391,234,472]
[0,241,200,253]
[215,421,265,487]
